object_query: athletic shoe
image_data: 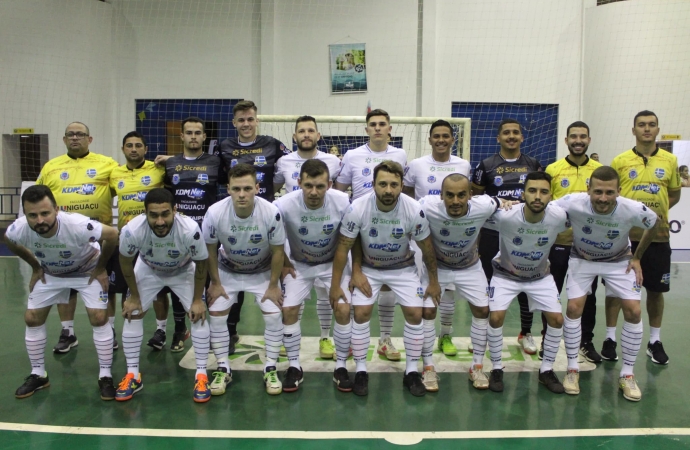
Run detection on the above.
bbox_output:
[563,369,580,395]
[228,334,240,355]
[438,335,458,356]
[263,366,282,395]
[112,328,119,351]
[353,371,369,396]
[600,338,618,361]
[99,376,116,401]
[580,342,602,364]
[231,334,240,344]
[115,373,143,401]
[282,367,304,393]
[489,369,504,392]
[517,332,537,355]
[15,373,50,399]
[467,341,474,353]
[538,340,544,360]
[193,374,211,403]
[647,341,669,365]
[469,364,489,390]
[210,367,232,396]
[319,338,336,359]
[538,370,565,394]
[279,346,287,357]
[53,330,78,353]
[377,337,401,361]
[333,368,354,392]
[422,366,439,392]
[403,371,426,397]
[170,329,190,353]
[147,329,167,351]
[619,375,642,402]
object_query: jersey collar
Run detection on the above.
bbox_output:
[365,144,391,154]
[66,151,90,160]
[632,146,659,158]
[127,160,147,171]
[564,155,591,167]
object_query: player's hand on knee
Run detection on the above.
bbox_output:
[206,281,228,307]
[122,295,142,323]
[350,271,372,297]
[627,258,643,287]
[424,281,442,306]
[189,299,206,325]
[261,285,284,309]
[29,267,46,293]
[329,286,349,309]
[88,268,109,292]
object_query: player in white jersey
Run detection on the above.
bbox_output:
[203,163,286,396]
[553,166,658,401]
[331,161,441,397]
[418,174,511,391]
[116,188,211,403]
[334,109,409,361]
[485,172,570,395]
[273,116,343,360]
[403,119,472,358]
[274,159,354,392]
[5,185,119,400]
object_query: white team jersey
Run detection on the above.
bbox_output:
[6,211,102,277]
[120,213,208,274]
[274,189,350,265]
[340,192,430,270]
[403,155,471,200]
[491,203,569,282]
[553,193,657,262]
[335,144,408,200]
[419,194,499,270]
[274,151,342,192]
[203,196,286,274]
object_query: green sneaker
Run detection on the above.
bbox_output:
[264,366,282,395]
[210,367,232,396]
[438,334,458,356]
[319,338,335,359]
[279,345,287,357]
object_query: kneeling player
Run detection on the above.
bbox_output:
[117,188,211,402]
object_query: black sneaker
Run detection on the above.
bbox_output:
[538,340,544,361]
[53,330,78,353]
[99,376,116,401]
[112,328,119,351]
[147,329,167,351]
[539,370,565,394]
[282,367,304,393]
[170,329,190,353]
[333,367,353,392]
[228,336,237,356]
[580,341,602,363]
[489,369,504,392]
[403,371,426,397]
[601,338,618,361]
[15,374,50,399]
[353,371,369,396]
[647,341,669,365]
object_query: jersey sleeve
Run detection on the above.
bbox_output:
[410,207,431,242]
[335,152,353,185]
[632,202,658,231]
[273,157,286,185]
[119,224,140,257]
[4,221,23,246]
[202,208,219,245]
[268,208,286,246]
[340,204,362,239]
[185,223,209,261]
[403,161,415,187]
[472,160,487,187]
[75,216,103,246]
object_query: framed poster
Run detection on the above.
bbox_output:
[329,43,367,94]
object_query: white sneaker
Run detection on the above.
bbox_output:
[422,366,439,392]
[210,368,232,396]
[377,337,401,361]
[467,341,474,353]
[563,369,580,395]
[619,375,642,402]
[469,364,489,390]
[518,333,537,355]
[263,367,282,395]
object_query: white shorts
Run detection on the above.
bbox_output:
[566,258,641,301]
[134,262,197,312]
[351,265,431,308]
[421,261,488,307]
[412,240,454,291]
[28,273,108,310]
[283,261,351,308]
[208,269,280,314]
[489,274,562,313]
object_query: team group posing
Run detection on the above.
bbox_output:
[5,103,678,404]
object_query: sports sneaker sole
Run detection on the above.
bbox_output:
[193,395,211,403]
[53,341,79,353]
[147,342,166,351]
[15,382,50,399]
[646,348,669,365]
[601,355,618,361]
[319,351,335,359]
[333,380,353,392]
[620,389,642,402]
[469,374,489,390]
[377,350,401,361]
[170,344,185,353]
[115,384,143,402]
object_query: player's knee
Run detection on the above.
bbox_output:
[422,307,436,320]
[87,308,109,327]
[24,310,45,327]
[622,305,641,323]
[489,312,504,328]
[472,305,489,318]
[282,305,301,325]
[548,313,564,328]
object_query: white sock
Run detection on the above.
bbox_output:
[315,287,333,339]
[122,319,143,376]
[606,326,617,341]
[93,324,113,378]
[470,317,488,366]
[263,313,284,369]
[487,325,504,370]
[352,321,370,373]
[563,316,581,371]
[333,321,352,369]
[540,324,562,373]
[108,316,115,329]
[422,319,436,367]
[190,319,210,377]
[283,322,302,369]
[378,291,396,339]
[620,320,643,377]
[649,326,661,344]
[209,315,230,371]
[438,291,456,336]
[26,325,47,376]
[156,319,167,332]
[61,320,75,336]
[298,303,305,322]
[403,321,424,374]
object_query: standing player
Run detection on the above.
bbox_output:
[472,119,542,355]
[485,172,569,394]
[334,109,408,361]
[37,122,119,353]
[117,188,211,403]
[606,111,680,365]
[275,160,353,392]
[554,167,658,401]
[203,164,286,396]
[542,121,602,363]
[273,116,343,359]
[6,186,119,400]
[403,119,471,357]
[331,161,441,397]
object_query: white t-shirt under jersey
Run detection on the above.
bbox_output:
[553,193,657,262]
[274,151,342,192]
[335,144,408,200]
[6,211,102,277]
[404,154,472,200]
[340,192,430,270]
[120,213,208,275]
[203,196,285,274]
[419,194,499,270]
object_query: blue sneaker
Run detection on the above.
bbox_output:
[115,373,143,401]
[194,374,211,403]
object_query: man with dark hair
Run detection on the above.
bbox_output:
[472,119,542,355]
[590,153,600,162]
[331,160,441,397]
[553,166,659,401]
[5,185,120,400]
[680,165,690,187]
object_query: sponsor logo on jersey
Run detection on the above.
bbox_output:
[231,159,238,168]
[323,223,334,235]
[403,166,410,176]
[372,217,400,225]
[629,169,638,180]
[369,228,378,237]
[196,174,209,185]
[441,240,470,249]
[362,168,371,176]
[494,176,503,186]
[513,236,523,245]
[62,184,96,195]
[208,225,216,239]
[560,178,570,188]
[517,227,525,234]
[363,181,373,189]
[427,175,436,184]
[122,191,148,202]
[582,226,592,234]
[580,238,613,250]
[642,216,653,228]
[299,226,308,236]
[230,248,261,257]
[519,174,527,184]
[117,180,125,190]
[34,251,46,258]
[428,189,441,195]
[510,250,544,261]
[368,243,401,252]
[254,156,267,167]
[414,224,423,236]
[345,221,356,232]
[249,233,263,244]
[416,287,424,298]
[228,236,237,245]
[465,227,476,236]
[654,168,665,179]
[390,227,404,239]
[292,172,299,180]
[86,168,97,178]
[537,237,549,246]
[632,183,661,195]
[141,175,151,186]
[60,171,69,180]
[300,238,331,248]
[172,174,180,185]
[167,249,180,259]
[440,228,450,237]
[496,189,523,198]
[175,188,204,199]
[606,230,620,239]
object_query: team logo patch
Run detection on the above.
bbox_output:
[655,168,665,179]
[145,248,154,257]
[86,168,97,178]
[193,232,200,240]
[87,223,94,231]
[34,251,45,259]
[519,174,527,184]
[196,174,209,185]
[487,286,494,298]
[292,172,299,180]
[299,226,308,236]
[362,168,371,176]
[228,236,237,245]
[606,230,620,240]
[642,216,653,228]
[629,169,638,180]
[231,159,238,168]
[208,225,216,239]
[414,224,423,236]
[537,237,549,246]
[60,171,69,180]
[257,172,265,182]
[323,223,334,235]
[513,236,523,246]
[167,249,180,259]
[254,156,267,167]
[390,227,404,239]
[440,228,450,237]
[58,250,72,259]
[141,175,151,186]
[632,282,641,293]
[661,273,670,285]
[560,178,570,188]
[427,175,436,184]
[275,213,281,221]
[369,228,378,238]
[249,233,263,244]
[416,287,424,299]
[494,176,503,186]
[172,174,180,185]
[465,227,476,236]
[117,180,125,190]
[582,226,592,234]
